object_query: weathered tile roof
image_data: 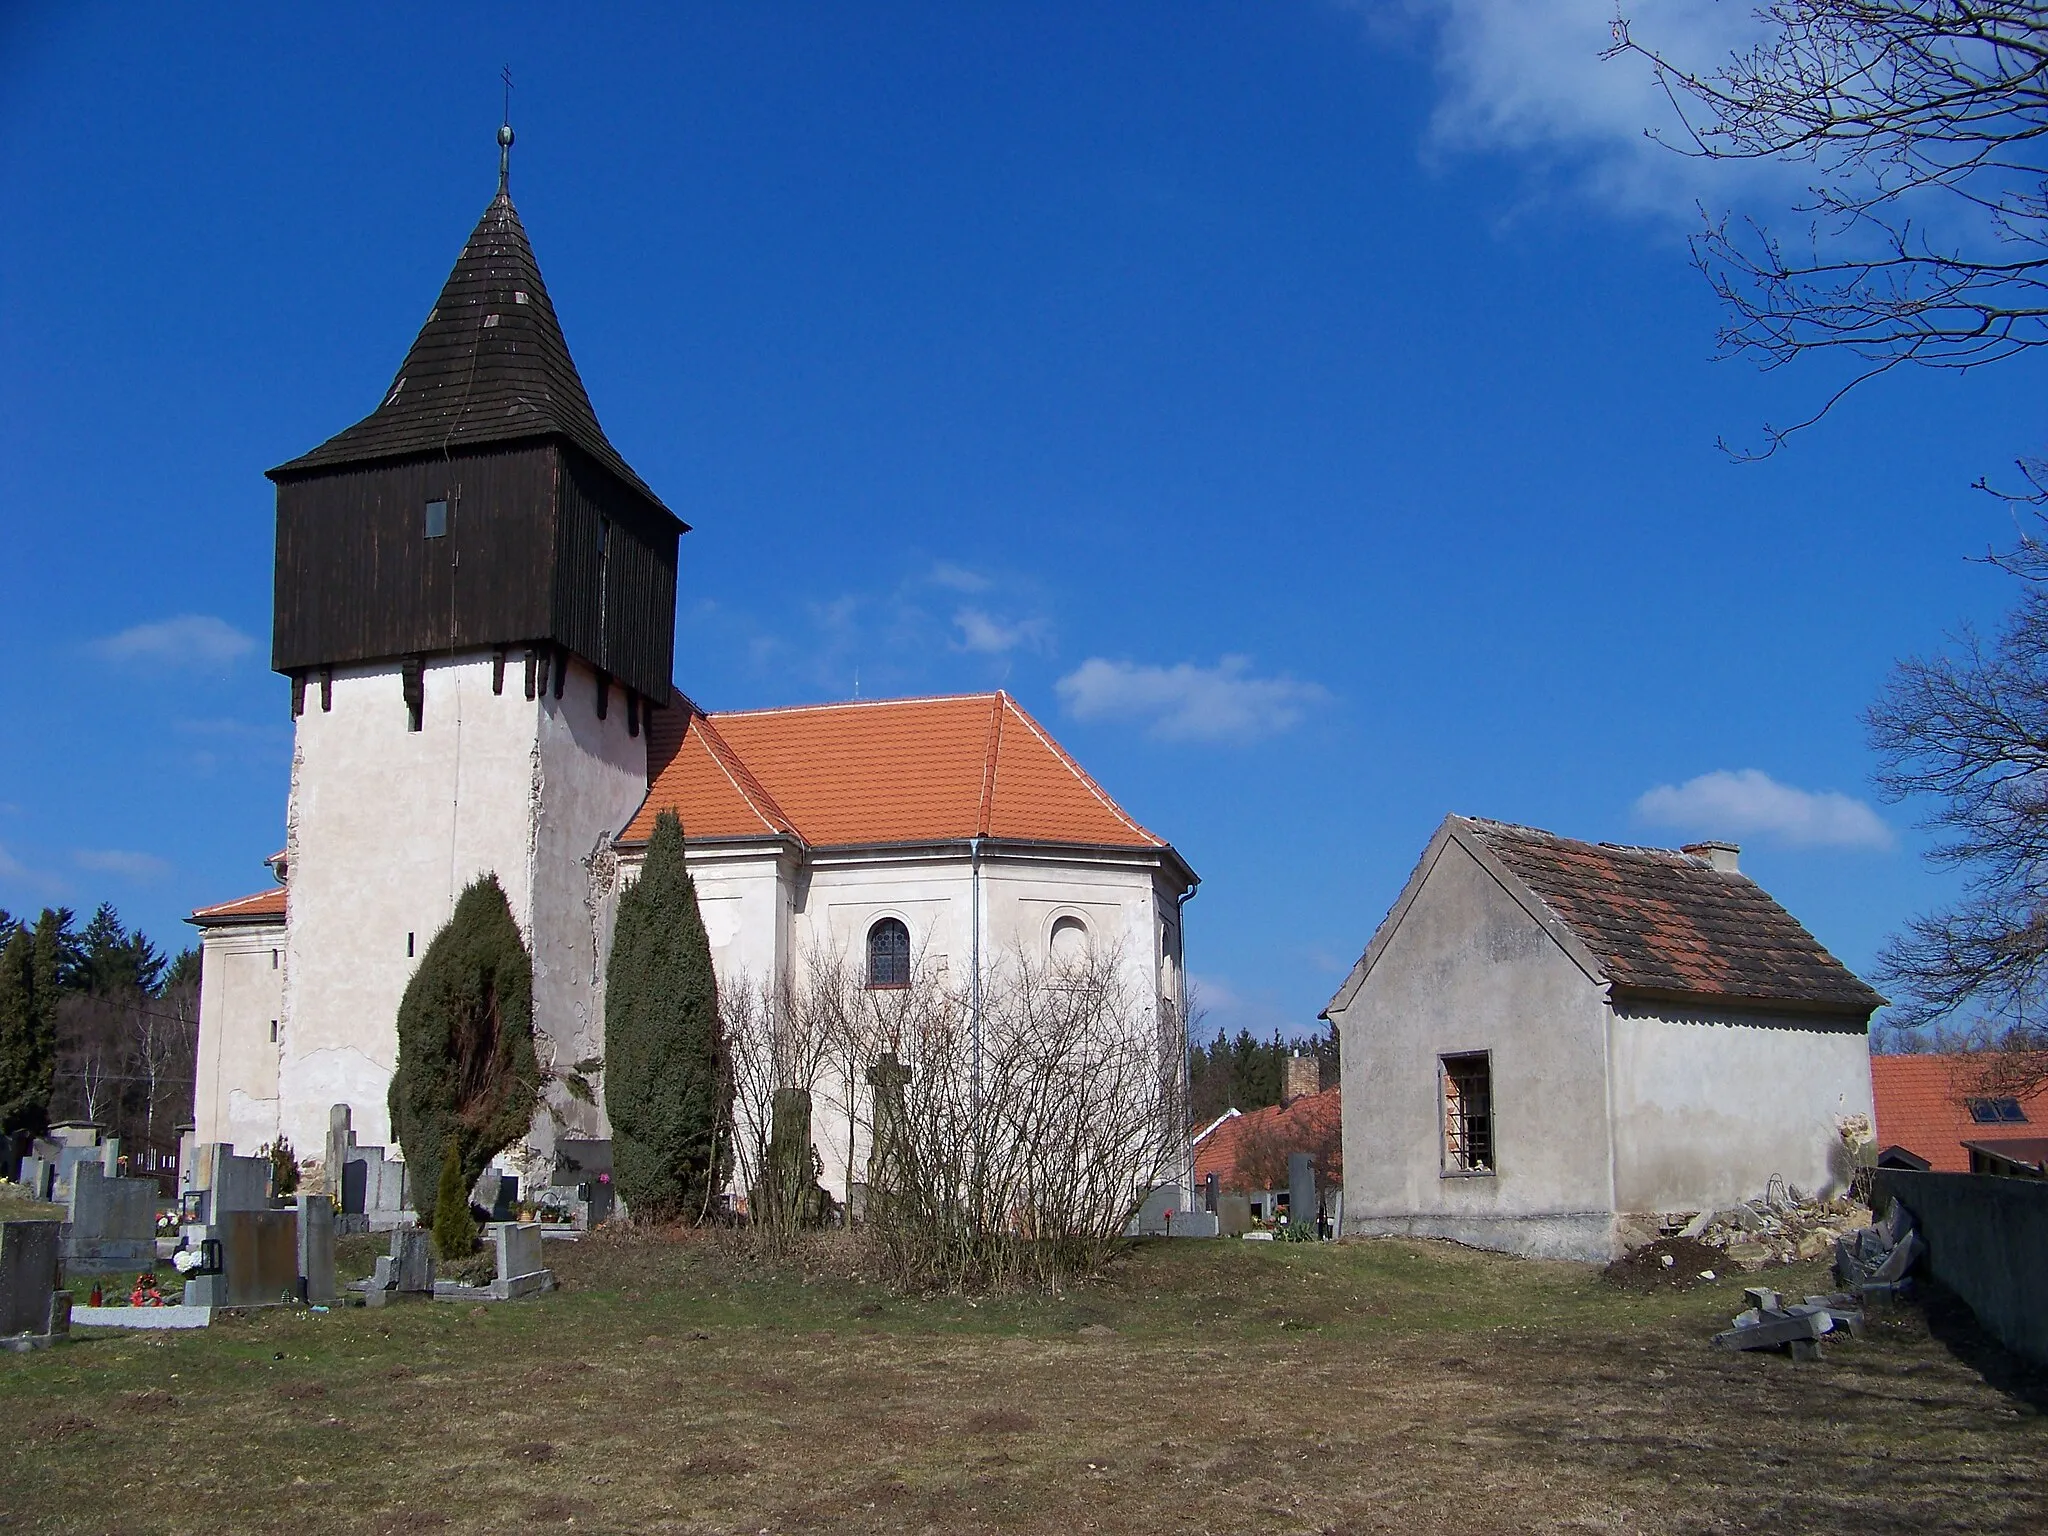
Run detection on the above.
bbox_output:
[269,191,675,521]
[1463,818,1885,1015]
[187,886,287,926]
[623,691,1178,859]
[1192,1087,1342,1194]
[1871,1053,2048,1172]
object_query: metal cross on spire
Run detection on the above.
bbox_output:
[497,66,515,194]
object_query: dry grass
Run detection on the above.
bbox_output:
[2,1230,2043,1534]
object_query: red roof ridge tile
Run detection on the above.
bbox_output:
[975,693,1003,837]
[690,708,799,839]
[707,691,1004,721]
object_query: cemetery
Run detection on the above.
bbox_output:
[3,1224,2046,1533]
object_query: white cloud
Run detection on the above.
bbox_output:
[1399,0,1777,215]
[952,608,1050,656]
[929,562,993,594]
[91,614,256,669]
[1056,656,1328,744]
[1634,768,1894,851]
[74,849,172,882]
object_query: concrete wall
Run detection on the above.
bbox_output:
[193,919,286,1152]
[279,649,644,1165]
[1607,1003,1873,1212]
[1332,837,1619,1259]
[1875,1168,2048,1366]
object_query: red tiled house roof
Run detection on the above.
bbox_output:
[1460,819,1885,1015]
[1193,1088,1342,1193]
[188,887,287,927]
[624,691,1178,858]
[1871,1053,2048,1172]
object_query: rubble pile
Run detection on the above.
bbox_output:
[1832,1198,1921,1303]
[1712,1284,1864,1361]
[1674,1176,1873,1272]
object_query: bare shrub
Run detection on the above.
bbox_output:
[762,939,1185,1293]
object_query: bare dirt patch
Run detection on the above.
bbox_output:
[1604,1236,1729,1291]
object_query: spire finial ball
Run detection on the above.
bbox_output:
[498,123,515,148]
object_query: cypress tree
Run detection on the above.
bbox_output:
[387,874,540,1224]
[604,810,730,1222]
[432,1141,478,1260]
[0,923,52,1139]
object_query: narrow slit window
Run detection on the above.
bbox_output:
[270,1020,279,1043]
[1441,1052,1494,1174]
[424,499,449,538]
[407,931,415,959]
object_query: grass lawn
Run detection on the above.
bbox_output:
[2,1230,2043,1534]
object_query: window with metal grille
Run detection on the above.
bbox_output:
[1441,1052,1494,1174]
[1966,1096,2028,1125]
[867,918,910,990]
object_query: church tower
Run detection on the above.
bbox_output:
[265,129,682,1165]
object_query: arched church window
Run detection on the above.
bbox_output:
[1050,914,1089,968]
[867,918,910,990]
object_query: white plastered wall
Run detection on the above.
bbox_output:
[1332,836,1619,1259]
[278,650,645,1170]
[1606,1004,1874,1211]
[192,921,286,1154]
[620,839,1185,1207]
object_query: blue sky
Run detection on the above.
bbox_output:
[1,4,2037,1038]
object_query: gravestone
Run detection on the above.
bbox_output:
[1216,1193,1254,1237]
[296,1194,336,1305]
[51,1144,103,1203]
[474,1168,520,1223]
[15,1152,54,1202]
[432,1222,555,1303]
[1288,1153,1318,1236]
[549,1139,613,1228]
[487,1222,553,1299]
[62,1163,159,1273]
[0,1220,65,1342]
[182,1209,299,1308]
[365,1228,434,1306]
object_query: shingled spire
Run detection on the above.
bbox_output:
[267,137,682,703]
[271,189,669,514]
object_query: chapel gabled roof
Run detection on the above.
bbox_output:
[1326,815,1884,1020]
[621,691,1192,883]
[268,189,677,522]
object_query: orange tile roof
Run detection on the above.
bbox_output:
[188,886,288,926]
[624,691,1173,855]
[1192,1087,1342,1193]
[1871,1053,2048,1172]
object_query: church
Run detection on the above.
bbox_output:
[187,133,1197,1208]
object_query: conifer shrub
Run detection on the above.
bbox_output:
[604,811,731,1222]
[0,918,57,1140]
[433,1141,478,1260]
[387,874,540,1225]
